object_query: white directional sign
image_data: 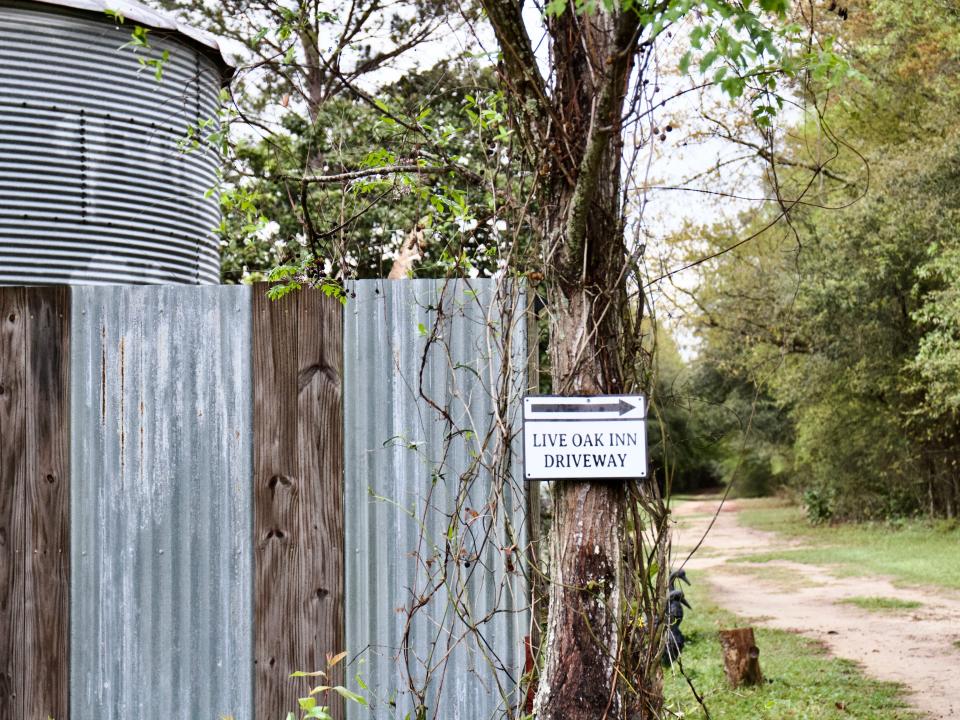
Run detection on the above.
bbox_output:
[522,395,647,480]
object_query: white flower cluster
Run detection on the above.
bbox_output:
[256,220,280,242]
[489,218,508,237]
[455,216,478,232]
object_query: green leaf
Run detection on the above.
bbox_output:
[759,0,788,13]
[699,49,720,73]
[267,281,301,300]
[720,76,746,99]
[268,264,299,282]
[119,24,150,52]
[544,0,567,17]
[333,686,368,706]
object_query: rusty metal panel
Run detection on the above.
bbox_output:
[0,1,227,286]
[344,279,529,720]
[70,285,253,720]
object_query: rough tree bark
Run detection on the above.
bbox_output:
[478,1,646,718]
[719,628,764,688]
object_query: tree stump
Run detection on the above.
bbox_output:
[718,628,763,688]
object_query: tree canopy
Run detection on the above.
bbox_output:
[672,0,960,520]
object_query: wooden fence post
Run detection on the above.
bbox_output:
[253,285,345,720]
[0,287,70,720]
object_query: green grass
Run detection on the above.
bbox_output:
[735,503,960,591]
[663,583,918,719]
[838,596,922,612]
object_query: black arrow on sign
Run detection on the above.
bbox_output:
[530,399,636,416]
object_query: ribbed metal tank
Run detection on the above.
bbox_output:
[0,0,234,285]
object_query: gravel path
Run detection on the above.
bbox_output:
[673,498,960,719]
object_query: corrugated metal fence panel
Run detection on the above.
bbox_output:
[344,279,529,720]
[70,285,253,720]
[0,1,223,285]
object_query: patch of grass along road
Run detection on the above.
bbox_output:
[839,596,922,612]
[734,503,960,591]
[663,583,918,720]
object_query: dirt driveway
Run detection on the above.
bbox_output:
[673,498,960,719]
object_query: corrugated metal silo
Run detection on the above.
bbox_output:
[0,0,234,285]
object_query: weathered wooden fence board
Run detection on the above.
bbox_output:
[24,287,71,720]
[253,286,344,720]
[0,287,71,720]
[70,286,253,720]
[0,288,27,719]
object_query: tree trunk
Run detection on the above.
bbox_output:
[534,290,644,720]
[479,0,647,716]
[535,480,625,718]
[718,628,764,688]
[533,8,642,716]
